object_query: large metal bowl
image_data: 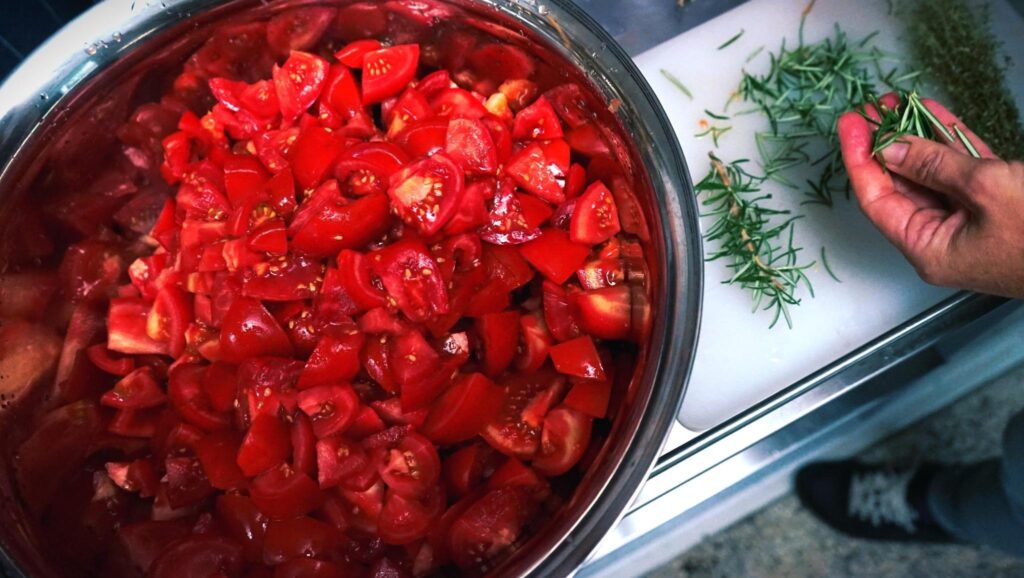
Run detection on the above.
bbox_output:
[0,1,702,576]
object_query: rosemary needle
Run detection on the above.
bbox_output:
[660,69,693,100]
[820,246,840,282]
[718,29,745,50]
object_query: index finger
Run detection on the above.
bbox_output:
[838,110,921,252]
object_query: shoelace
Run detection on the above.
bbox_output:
[847,468,919,533]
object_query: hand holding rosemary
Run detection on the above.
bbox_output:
[666,0,1024,328]
[838,99,1024,300]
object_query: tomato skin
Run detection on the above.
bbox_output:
[290,126,346,190]
[476,311,520,377]
[362,44,420,104]
[505,142,564,204]
[335,39,381,68]
[316,436,371,489]
[335,142,409,196]
[216,494,269,563]
[299,331,364,388]
[242,253,321,302]
[549,335,607,381]
[101,367,166,409]
[569,285,634,341]
[563,377,612,418]
[486,457,549,501]
[518,228,591,284]
[275,558,345,578]
[441,178,489,236]
[370,239,449,323]
[449,487,534,571]
[220,298,295,363]
[263,516,338,565]
[516,312,553,372]
[570,180,621,245]
[391,330,446,411]
[290,412,317,477]
[337,250,388,310]
[445,118,498,174]
[150,535,245,578]
[387,152,465,236]
[479,181,541,246]
[443,444,499,499]
[289,191,392,257]
[169,364,233,431]
[469,43,535,83]
[274,51,330,123]
[512,96,564,140]
[250,464,324,519]
[422,373,504,445]
[192,430,247,490]
[377,486,444,545]
[237,413,293,476]
[531,406,593,476]
[267,6,336,56]
[377,432,441,498]
[297,384,360,438]
[544,83,593,128]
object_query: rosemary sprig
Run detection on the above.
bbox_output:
[736,26,909,206]
[696,154,814,329]
[865,90,982,165]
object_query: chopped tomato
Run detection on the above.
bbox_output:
[449,488,533,571]
[370,239,449,323]
[362,44,420,104]
[391,330,446,411]
[335,142,409,196]
[263,516,338,565]
[570,180,621,245]
[297,384,360,438]
[289,191,392,257]
[101,367,166,409]
[149,535,244,578]
[479,181,540,245]
[476,310,519,377]
[518,228,590,284]
[481,369,564,459]
[443,443,499,498]
[531,406,592,476]
[422,373,504,444]
[516,312,552,372]
[505,142,564,204]
[290,126,346,189]
[335,39,381,68]
[469,43,535,83]
[445,118,497,174]
[250,464,323,519]
[430,88,489,119]
[388,152,464,236]
[273,51,330,123]
[298,330,364,388]
[267,6,336,55]
[219,298,294,362]
[378,432,440,497]
[570,285,634,341]
[563,377,612,419]
[549,336,606,381]
[237,413,292,476]
[512,96,563,140]
[194,431,247,489]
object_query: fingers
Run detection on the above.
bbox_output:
[838,111,929,251]
[920,98,997,159]
[879,135,984,206]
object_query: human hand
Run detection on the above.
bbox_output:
[838,95,1024,298]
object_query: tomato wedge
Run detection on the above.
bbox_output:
[549,335,606,381]
[335,142,409,196]
[237,413,291,476]
[518,228,590,284]
[377,432,440,497]
[479,181,541,246]
[476,310,519,377]
[531,406,592,476]
[219,298,294,363]
[250,463,323,519]
[273,51,329,123]
[335,39,381,68]
[362,44,420,104]
[444,118,498,175]
[370,239,449,323]
[297,385,360,438]
[422,373,504,444]
[289,191,392,257]
[267,6,336,55]
[481,369,564,459]
[449,488,534,571]
[388,152,464,236]
[512,96,563,140]
[570,180,621,245]
[505,142,564,204]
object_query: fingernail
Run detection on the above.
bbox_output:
[882,142,909,166]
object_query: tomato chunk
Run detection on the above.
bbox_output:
[388,152,464,236]
[548,336,606,381]
[518,228,590,284]
[422,373,504,444]
[362,44,420,104]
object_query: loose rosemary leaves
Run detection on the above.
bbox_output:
[866,89,982,165]
[903,0,1024,159]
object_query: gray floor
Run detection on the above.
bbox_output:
[645,362,1024,578]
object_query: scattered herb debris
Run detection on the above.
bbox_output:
[903,0,1024,159]
[718,29,746,50]
[820,246,840,282]
[696,154,814,329]
[661,69,693,100]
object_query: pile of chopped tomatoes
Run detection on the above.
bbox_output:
[6,3,653,577]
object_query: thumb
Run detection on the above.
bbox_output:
[880,136,981,202]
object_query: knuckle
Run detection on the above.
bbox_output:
[912,146,947,185]
[913,259,947,286]
[965,162,1001,197]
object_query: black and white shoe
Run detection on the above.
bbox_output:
[795,460,955,543]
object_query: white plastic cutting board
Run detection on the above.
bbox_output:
[634,0,1024,430]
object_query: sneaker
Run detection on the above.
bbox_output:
[795,460,955,543]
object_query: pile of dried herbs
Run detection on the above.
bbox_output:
[903,0,1024,159]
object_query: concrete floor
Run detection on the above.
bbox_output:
[645,362,1024,578]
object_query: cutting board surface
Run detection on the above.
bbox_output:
[634,0,1024,430]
